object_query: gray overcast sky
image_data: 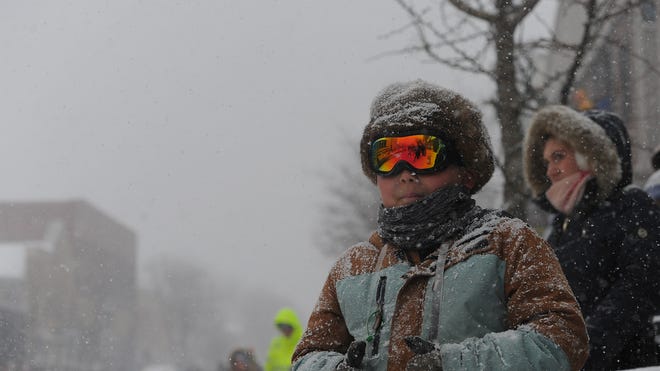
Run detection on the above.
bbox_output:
[0,1,554,317]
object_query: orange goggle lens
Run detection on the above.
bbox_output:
[370,134,448,175]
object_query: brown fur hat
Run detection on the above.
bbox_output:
[523,105,621,201]
[359,80,494,193]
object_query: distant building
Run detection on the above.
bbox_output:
[0,200,137,371]
[0,306,26,370]
[545,1,660,184]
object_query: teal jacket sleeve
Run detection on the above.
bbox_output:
[292,351,344,371]
[440,327,571,370]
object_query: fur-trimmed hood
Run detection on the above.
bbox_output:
[523,105,631,202]
[360,80,494,193]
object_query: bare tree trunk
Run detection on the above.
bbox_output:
[493,17,527,219]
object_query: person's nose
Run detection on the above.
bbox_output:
[398,169,418,183]
[546,163,558,179]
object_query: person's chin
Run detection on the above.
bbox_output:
[398,196,423,206]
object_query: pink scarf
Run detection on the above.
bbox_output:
[545,171,593,215]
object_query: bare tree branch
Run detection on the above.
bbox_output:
[447,0,497,21]
[559,0,598,104]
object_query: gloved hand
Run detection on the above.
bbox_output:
[336,340,366,370]
[405,336,443,371]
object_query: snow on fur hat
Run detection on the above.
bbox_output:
[360,80,494,193]
[523,105,624,201]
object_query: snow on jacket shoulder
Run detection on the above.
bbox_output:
[292,213,589,371]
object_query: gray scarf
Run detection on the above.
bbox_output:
[377,184,483,251]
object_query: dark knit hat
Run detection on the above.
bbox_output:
[360,80,494,193]
[652,144,660,170]
[582,109,632,193]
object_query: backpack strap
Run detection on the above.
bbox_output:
[427,241,452,343]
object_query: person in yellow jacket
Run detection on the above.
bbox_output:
[264,307,303,371]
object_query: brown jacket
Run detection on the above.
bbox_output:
[293,216,588,370]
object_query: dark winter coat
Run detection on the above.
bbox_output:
[524,106,660,370]
[548,182,660,370]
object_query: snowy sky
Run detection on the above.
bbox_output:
[0,1,555,320]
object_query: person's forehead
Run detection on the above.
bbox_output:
[543,137,572,153]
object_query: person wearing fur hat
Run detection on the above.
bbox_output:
[523,105,660,370]
[644,144,660,206]
[292,80,588,371]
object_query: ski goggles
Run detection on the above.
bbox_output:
[369,134,455,176]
